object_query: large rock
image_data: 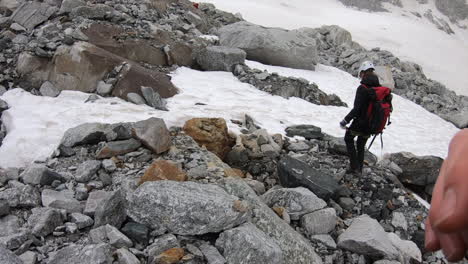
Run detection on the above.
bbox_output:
[59,0,86,13]
[0,0,21,12]
[94,189,126,228]
[16,52,50,89]
[0,185,41,208]
[183,118,233,159]
[60,123,111,148]
[48,42,178,99]
[20,163,64,186]
[443,109,468,128]
[285,125,324,139]
[132,118,171,154]
[10,1,58,30]
[141,86,167,111]
[0,215,20,237]
[84,190,110,216]
[0,246,23,264]
[387,233,422,263]
[41,189,82,213]
[95,139,141,159]
[216,223,283,264]
[47,243,113,264]
[127,181,250,235]
[75,160,101,183]
[223,178,323,264]
[39,81,61,97]
[138,160,187,185]
[301,208,337,235]
[69,4,114,20]
[115,248,140,264]
[261,187,327,220]
[277,155,340,200]
[196,46,246,72]
[218,22,318,70]
[337,215,399,259]
[389,152,443,188]
[28,207,63,237]
[435,0,468,22]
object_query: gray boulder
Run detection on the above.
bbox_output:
[19,251,37,264]
[105,224,133,248]
[444,109,468,128]
[196,46,246,72]
[0,246,23,264]
[216,223,283,264]
[28,207,63,237]
[121,222,149,245]
[128,181,250,235]
[59,0,86,14]
[141,86,168,111]
[147,234,180,263]
[41,189,82,213]
[84,190,110,216]
[60,123,110,148]
[387,232,422,263]
[131,118,171,154]
[96,81,113,96]
[277,155,340,200]
[0,200,9,216]
[0,228,31,250]
[310,234,337,249]
[199,244,226,264]
[0,185,41,208]
[218,22,318,70]
[20,164,63,186]
[47,243,113,264]
[40,81,61,97]
[115,248,140,264]
[95,139,141,159]
[223,178,323,264]
[75,160,101,183]
[11,1,58,30]
[94,189,126,228]
[435,0,468,22]
[69,4,114,20]
[261,187,326,220]
[285,125,324,139]
[127,93,146,105]
[301,208,337,235]
[337,215,399,259]
[70,213,94,229]
[389,152,443,189]
[0,215,20,237]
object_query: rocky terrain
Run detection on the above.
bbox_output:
[0,0,466,263]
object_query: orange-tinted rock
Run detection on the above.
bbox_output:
[138,160,187,186]
[155,248,185,264]
[223,168,245,178]
[183,118,234,159]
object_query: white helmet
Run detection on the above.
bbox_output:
[357,61,375,77]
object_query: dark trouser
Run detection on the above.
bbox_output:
[344,130,369,172]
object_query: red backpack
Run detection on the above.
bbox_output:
[363,85,393,149]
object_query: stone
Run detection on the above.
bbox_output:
[277,155,340,200]
[285,125,324,139]
[147,234,180,263]
[84,190,110,216]
[183,118,233,159]
[389,152,443,187]
[138,160,187,185]
[75,160,101,183]
[0,0,20,12]
[0,215,20,237]
[141,86,167,110]
[39,81,60,97]
[196,46,246,72]
[287,141,310,152]
[216,223,283,264]
[102,159,117,172]
[41,189,82,213]
[373,261,400,264]
[19,251,37,264]
[310,234,337,249]
[337,215,399,259]
[219,22,318,70]
[20,163,63,186]
[115,248,140,264]
[89,226,107,244]
[15,52,50,88]
[10,22,26,32]
[132,118,171,154]
[128,181,250,235]
[223,178,323,264]
[28,207,63,237]
[391,212,408,231]
[59,0,85,14]
[0,185,41,208]
[261,187,326,220]
[121,222,149,245]
[339,197,356,211]
[0,229,31,250]
[70,213,94,229]
[96,81,113,96]
[387,233,422,263]
[96,139,141,159]
[94,189,126,228]
[127,93,146,105]
[0,246,23,264]
[194,244,223,264]
[444,109,468,128]
[106,224,133,248]
[154,248,185,264]
[60,123,111,148]
[69,4,114,19]
[11,1,58,30]
[301,208,337,235]
[0,200,10,216]
[47,243,113,264]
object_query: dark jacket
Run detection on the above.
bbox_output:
[344,74,380,133]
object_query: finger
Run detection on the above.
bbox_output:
[439,232,466,262]
[425,219,441,251]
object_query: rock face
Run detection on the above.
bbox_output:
[138,160,187,185]
[218,22,318,70]
[132,118,171,154]
[216,223,283,264]
[196,46,246,71]
[261,187,327,220]
[435,0,468,22]
[183,118,233,159]
[10,1,58,30]
[337,215,399,259]
[277,155,340,200]
[127,181,250,235]
[337,0,400,12]
[28,207,63,237]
